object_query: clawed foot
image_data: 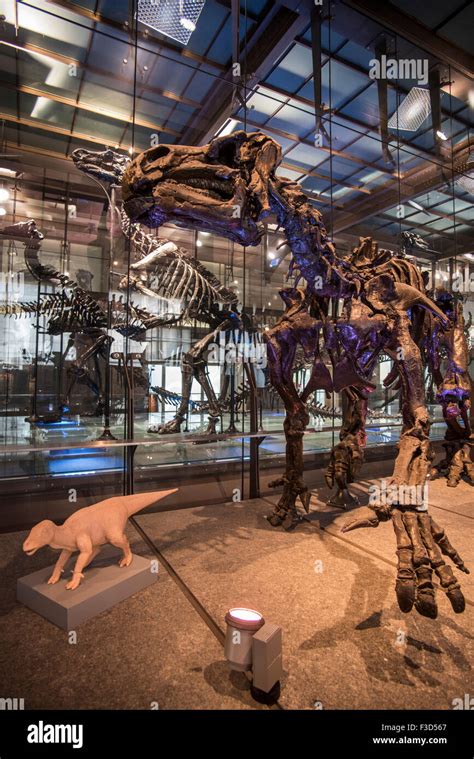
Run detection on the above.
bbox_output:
[47,572,62,585]
[149,418,183,434]
[119,555,132,568]
[267,478,310,530]
[342,504,468,617]
[341,505,381,532]
[65,572,84,590]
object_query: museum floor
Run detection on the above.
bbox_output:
[0,459,472,711]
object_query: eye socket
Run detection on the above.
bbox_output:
[214,142,238,167]
[142,145,171,173]
[146,145,171,161]
[208,136,241,167]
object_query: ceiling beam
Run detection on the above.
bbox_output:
[0,40,201,110]
[242,115,398,175]
[42,0,227,71]
[281,160,372,194]
[294,37,474,133]
[0,111,134,152]
[0,81,181,138]
[261,80,448,169]
[342,0,474,78]
[180,2,311,145]
[331,138,471,233]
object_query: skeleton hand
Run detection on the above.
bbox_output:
[342,505,469,618]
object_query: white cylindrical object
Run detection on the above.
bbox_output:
[224,608,264,672]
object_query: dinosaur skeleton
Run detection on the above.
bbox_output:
[0,220,173,414]
[425,288,473,487]
[71,147,251,434]
[122,130,470,619]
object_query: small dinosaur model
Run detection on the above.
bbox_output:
[22,490,176,590]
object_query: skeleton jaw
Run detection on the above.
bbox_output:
[122,132,282,246]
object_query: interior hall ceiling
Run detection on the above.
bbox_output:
[0,0,473,259]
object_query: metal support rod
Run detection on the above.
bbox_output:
[227,364,238,432]
[311,6,329,143]
[375,37,395,167]
[244,362,260,499]
[98,185,117,440]
[27,276,42,423]
[231,0,241,106]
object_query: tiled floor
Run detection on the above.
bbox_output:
[0,462,472,710]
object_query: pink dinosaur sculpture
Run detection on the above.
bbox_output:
[22,490,176,590]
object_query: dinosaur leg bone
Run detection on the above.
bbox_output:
[153,319,233,434]
[387,333,433,490]
[265,326,310,529]
[326,389,368,509]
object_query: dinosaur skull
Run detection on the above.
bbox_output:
[71,148,130,184]
[23,520,55,555]
[122,131,282,245]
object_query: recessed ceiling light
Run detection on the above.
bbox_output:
[388,87,431,131]
[0,207,6,216]
[180,17,196,32]
[214,118,238,138]
[196,240,203,247]
[436,130,448,141]
[0,188,10,202]
[136,0,205,46]
[0,168,16,178]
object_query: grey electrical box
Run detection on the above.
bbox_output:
[251,622,283,693]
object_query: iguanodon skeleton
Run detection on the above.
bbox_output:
[121,129,471,620]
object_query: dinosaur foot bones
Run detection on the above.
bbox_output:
[342,503,469,618]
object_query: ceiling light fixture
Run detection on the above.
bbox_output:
[180,17,196,32]
[0,207,6,216]
[408,200,424,212]
[136,0,205,46]
[0,188,10,202]
[214,118,238,138]
[436,130,448,141]
[388,87,431,131]
[0,168,17,178]
[455,151,474,195]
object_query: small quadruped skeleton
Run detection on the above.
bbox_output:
[122,130,471,619]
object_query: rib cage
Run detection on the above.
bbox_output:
[4,240,176,340]
[119,209,238,315]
